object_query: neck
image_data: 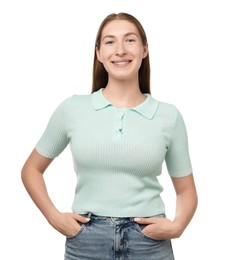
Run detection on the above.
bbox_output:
[103,80,146,108]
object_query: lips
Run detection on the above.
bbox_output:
[111,60,132,66]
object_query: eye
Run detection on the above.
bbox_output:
[126,38,136,43]
[105,40,114,45]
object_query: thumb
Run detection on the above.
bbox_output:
[134,217,156,224]
[71,213,91,223]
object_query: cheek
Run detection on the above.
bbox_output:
[96,48,105,62]
[98,47,114,59]
[133,51,146,63]
[129,46,146,57]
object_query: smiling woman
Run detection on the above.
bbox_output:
[96,19,148,108]
[93,13,150,96]
[21,12,197,260]
[96,20,148,87]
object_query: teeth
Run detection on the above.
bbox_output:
[113,61,129,65]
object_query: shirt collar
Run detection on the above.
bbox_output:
[92,88,159,120]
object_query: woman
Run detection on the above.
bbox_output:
[22,13,198,260]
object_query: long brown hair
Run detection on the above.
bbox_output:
[91,13,151,94]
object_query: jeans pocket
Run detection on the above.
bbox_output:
[135,223,165,242]
[66,223,86,241]
[135,213,166,241]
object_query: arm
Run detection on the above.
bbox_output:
[134,174,198,240]
[171,173,198,237]
[21,149,90,237]
[21,149,56,220]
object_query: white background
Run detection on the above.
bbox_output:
[1,0,238,259]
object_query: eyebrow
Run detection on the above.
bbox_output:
[102,32,139,41]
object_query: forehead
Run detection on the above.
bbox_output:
[101,19,139,38]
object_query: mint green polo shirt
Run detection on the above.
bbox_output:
[35,88,192,217]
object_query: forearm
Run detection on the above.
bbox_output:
[173,189,198,237]
[21,166,91,237]
[171,174,198,237]
[21,168,59,222]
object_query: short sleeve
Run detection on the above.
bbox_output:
[35,98,70,158]
[165,109,193,177]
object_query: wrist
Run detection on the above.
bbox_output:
[172,220,185,238]
[45,208,61,225]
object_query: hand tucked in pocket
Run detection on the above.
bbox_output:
[134,217,183,240]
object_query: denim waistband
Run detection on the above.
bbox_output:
[80,212,165,221]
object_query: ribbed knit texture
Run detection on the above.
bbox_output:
[35,88,192,217]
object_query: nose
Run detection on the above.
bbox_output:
[116,42,126,56]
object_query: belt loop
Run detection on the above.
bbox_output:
[87,212,92,219]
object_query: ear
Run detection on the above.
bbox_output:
[142,43,148,59]
[96,47,103,63]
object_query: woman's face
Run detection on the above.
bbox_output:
[96,19,148,82]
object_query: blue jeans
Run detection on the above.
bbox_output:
[65,213,175,260]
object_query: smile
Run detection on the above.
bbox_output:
[112,60,132,66]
